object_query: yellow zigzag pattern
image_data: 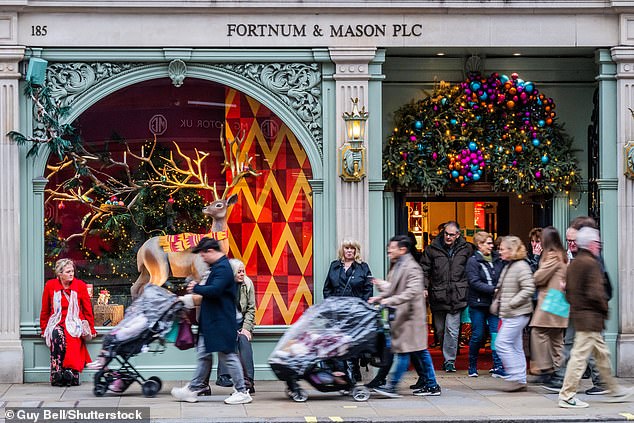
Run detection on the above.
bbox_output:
[228,223,312,274]
[225,89,313,324]
[232,171,312,221]
[255,276,313,325]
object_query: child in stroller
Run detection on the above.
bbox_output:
[88,284,183,397]
[268,296,389,402]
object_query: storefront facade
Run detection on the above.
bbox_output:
[1,2,633,383]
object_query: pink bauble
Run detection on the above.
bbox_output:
[410,135,417,141]
[535,171,542,179]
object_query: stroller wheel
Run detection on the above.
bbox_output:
[93,382,108,397]
[142,379,160,398]
[352,386,370,402]
[148,376,162,392]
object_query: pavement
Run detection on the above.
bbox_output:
[2,372,634,423]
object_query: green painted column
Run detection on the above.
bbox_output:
[368,50,387,279]
[596,49,619,365]
[551,193,570,237]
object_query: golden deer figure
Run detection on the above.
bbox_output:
[131,128,259,298]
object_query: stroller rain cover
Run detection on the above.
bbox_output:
[268,296,380,377]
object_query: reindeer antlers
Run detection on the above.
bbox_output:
[45,127,260,245]
[219,124,261,199]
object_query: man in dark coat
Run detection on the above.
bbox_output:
[171,237,253,405]
[557,227,631,408]
[420,221,473,372]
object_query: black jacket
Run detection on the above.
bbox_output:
[420,233,473,312]
[323,260,373,301]
[465,251,505,308]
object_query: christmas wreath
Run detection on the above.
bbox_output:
[383,72,580,196]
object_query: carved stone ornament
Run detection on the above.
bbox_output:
[625,141,634,180]
[214,63,323,155]
[35,61,322,157]
[168,59,187,87]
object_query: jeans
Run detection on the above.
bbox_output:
[496,315,530,384]
[217,333,254,380]
[390,349,438,389]
[191,337,246,392]
[468,307,503,371]
[432,310,462,362]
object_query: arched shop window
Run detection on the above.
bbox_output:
[44,78,313,326]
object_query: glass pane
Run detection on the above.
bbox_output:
[44,78,313,325]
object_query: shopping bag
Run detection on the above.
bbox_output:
[165,321,179,343]
[175,310,197,350]
[540,288,570,318]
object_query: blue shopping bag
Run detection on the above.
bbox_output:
[540,288,570,318]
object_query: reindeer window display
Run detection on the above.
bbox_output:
[13,110,259,299]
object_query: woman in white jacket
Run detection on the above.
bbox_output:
[495,236,535,392]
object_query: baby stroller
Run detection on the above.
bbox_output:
[268,296,389,402]
[92,284,183,398]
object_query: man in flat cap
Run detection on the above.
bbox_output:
[171,237,253,405]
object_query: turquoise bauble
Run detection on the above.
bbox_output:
[532,138,540,147]
[541,155,549,164]
[468,141,477,152]
[414,120,423,130]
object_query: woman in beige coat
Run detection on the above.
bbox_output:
[369,235,440,397]
[495,236,535,391]
[529,226,568,380]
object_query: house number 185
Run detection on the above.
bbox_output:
[31,26,48,36]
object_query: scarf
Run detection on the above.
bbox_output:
[43,286,83,347]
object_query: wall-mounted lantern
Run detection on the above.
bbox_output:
[340,98,369,182]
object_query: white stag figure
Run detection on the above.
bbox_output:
[131,128,258,298]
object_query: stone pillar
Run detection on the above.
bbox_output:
[0,44,25,382]
[612,31,634,375]
[329,48,377,256]
[596,49,619,361]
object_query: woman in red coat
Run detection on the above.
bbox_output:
[40,258,96,386]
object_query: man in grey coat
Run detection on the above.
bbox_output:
[369,235,441,398]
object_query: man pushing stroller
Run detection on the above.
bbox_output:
[171,237,253,405]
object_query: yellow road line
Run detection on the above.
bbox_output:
[305,417,317,423]
[329,418,344,422]
[620,413,634,421]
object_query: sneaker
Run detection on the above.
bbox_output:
[366,378,386,389]
[197,385,212,396]
[490,367,508,379]
[413,385,442,396]
[585,386,610,395]
[171,384,199,403]
[373,384,402,398]
[468,369,479,378]
[542,380,563,394]
[216,374,233,387]
[409,377,425,390]
[558,397,589,408]
[500,380,527,392]
[527,373,552,384]
[443,361,456,373]
[224,390,253,405]
[86,360,104,370]
[606,387,634,403]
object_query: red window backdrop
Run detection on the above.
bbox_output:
[44,78,313,325]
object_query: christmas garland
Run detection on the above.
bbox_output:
[383,72,580,196]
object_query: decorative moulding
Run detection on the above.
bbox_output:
[0,14,17,45]
[33,61,323,157]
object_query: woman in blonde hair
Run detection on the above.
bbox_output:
[40,258,96,386]
[323,240,373,381]
[495,236,535,391]
[323,240,373,300]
